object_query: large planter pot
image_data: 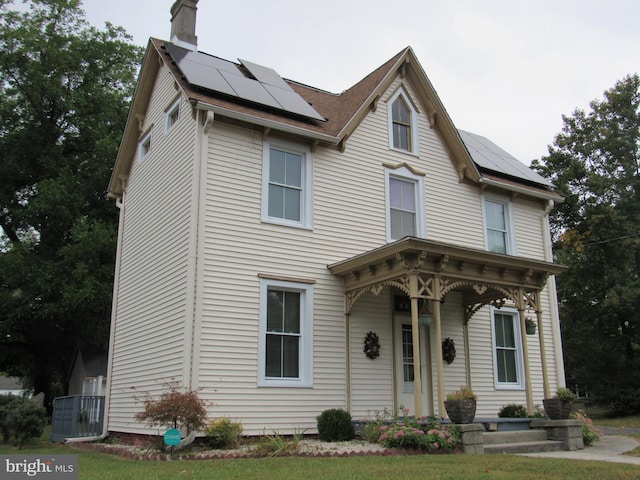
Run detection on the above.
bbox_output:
[542,398,572,420]
[444,399,477,424]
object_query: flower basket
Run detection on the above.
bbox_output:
[542,398,572,420]
[444,398,476,424]
[525,318,536,335]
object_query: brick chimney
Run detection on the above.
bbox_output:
[170,0,198,51]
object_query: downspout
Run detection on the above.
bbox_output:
[345,311,352,413]
[541,200,566,388]
[188,109,212,390]
[66,176,128,443]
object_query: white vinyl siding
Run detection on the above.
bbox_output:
[349,290,393,417]
[108,65,197,433]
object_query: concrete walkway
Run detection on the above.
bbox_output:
[521,434,640,465]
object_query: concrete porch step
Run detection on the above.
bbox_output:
[484,440,565,454]
[483,430,564,454]
[483,429,548,445]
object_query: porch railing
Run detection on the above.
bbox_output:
[50,395,105,442]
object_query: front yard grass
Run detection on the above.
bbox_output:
[2,424,640,480]
[592,415,640,429]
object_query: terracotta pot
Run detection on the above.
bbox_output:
[444,399,476,424]
[542,398,572,419]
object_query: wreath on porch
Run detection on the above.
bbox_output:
[364,331,380,359]
[442,337,456,364]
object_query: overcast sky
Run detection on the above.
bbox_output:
[79,0,640,165]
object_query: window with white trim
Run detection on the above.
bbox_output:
[385,166,425,242]
[388,89,418,154]
[165,99,180,131]
[138,132,151,162]
[258,279,313,387]
[492,308,524,389]
[262,140,313,229]
[483,195,515,254]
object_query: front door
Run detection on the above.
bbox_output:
[394,314,431,416]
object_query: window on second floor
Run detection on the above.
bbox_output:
[262,140,313,229]
[138,132,151,162]
[388,89,418,154]
[385,165,425,242]
[483,195,515,254]
[165,99,180,131]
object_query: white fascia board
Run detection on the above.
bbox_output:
[195,101,339,145]
[479,177,560,202]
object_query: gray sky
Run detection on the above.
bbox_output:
[80,0,639,165]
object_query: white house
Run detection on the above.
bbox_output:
[105,0,566,436]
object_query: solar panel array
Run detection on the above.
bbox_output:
[458,130,553,187]
[164,43,325,122]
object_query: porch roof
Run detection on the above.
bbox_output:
[328,237,566,310]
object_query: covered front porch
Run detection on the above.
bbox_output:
[329,237,566,419]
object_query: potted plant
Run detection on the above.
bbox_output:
[542,388,575,420]
[525,318,537,335]
[444,386,477,424]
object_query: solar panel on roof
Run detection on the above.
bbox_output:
[263,84,326,120]
[164,43,238,96]
[219,70,282,109]
[458,130,552,187]
[239,59,290,89]
[164,43,325,122]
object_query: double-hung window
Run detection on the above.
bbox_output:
[388,88,418,154]
[385,165,425,242]
[392,97,412,150]
[258,278,313,387]
[483,195,515,254]
[262,140,312,229]
[492,309,524,388]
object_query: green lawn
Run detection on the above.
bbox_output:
[592,415,640,429]
[2,426,639,480]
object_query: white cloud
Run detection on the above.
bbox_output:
[66,0,640,163]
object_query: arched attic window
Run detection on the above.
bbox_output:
[388,89,418,154]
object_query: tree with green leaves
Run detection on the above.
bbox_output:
[0,0,142,407]
[532,73,640,414]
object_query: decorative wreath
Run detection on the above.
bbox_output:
[364,331,381,359]
[442,337,456,364]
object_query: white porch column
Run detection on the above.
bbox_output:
[409,274,423,418]
[536,307,551,399]
[518,296,534,413]
[433,277,446,418]
[345,312,352,412]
